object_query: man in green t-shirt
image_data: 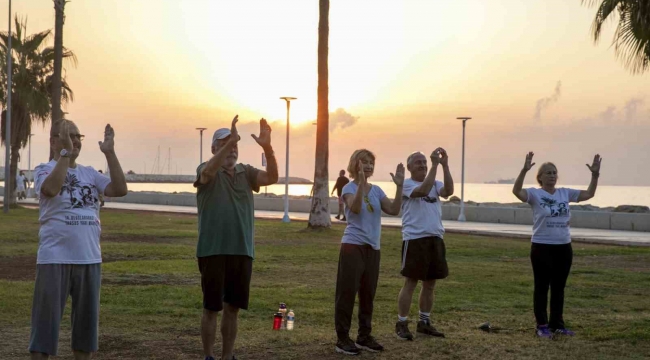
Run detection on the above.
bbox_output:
[194,115,278,360]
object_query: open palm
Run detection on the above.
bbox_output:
[586,154,602,174]
[251,118,272,148]
[99,124,115,154]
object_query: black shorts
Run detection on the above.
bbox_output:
[400,236,448,281]
[198,255,253,312]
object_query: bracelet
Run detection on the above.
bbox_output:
[591,172,600,177]
[265,150,275,158]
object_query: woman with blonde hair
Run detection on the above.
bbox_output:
[512,152,602,339]
[334,149,404,355]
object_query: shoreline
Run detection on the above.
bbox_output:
[125,190,650,213]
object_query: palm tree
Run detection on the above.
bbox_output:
[583,0,650,74]
[50,0,67,160]
[0,16,75,204]
[308,0,331,229]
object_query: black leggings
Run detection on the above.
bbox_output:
[530,242,573,329]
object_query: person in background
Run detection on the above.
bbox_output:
[512,152,601,339]
[334,149,404,356]
[331,169,350,221]
[97,170,106,207]
[16,170,28,200]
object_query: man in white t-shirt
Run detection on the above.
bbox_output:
[395,149,454,341]
[29,120,128,360]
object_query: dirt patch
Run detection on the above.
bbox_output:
[0,256,36,281]
[101,233,186,244]
[102,273,198,286]
[574,255,650,272]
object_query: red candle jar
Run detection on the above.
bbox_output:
[273,312,283,330]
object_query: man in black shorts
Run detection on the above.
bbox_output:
[395,149,454,340]
[331,169,350,221]
[194,116,278,360]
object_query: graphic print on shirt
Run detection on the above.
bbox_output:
[540,196,569,217]
[60,172,100,209]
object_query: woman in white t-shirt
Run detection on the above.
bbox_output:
[334,149,404,355]
[512,152,601,339]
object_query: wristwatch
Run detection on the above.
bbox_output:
[60,149,70,158]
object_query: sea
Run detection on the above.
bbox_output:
[125,181,650,208]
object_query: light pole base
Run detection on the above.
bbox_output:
[457,213,466,222]
[282,213,291,223]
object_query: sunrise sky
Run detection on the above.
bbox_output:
[1,0,649,186]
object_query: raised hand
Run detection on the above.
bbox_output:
[59,120,73,152]
[251,118,272,149]
[99,124,115,154]
[357,160,366,184]
[586,154,602,174]
[390,163,405,186]
[439,148,449,167]
[430,148,442,167]
[523,152,535,172]
[230,115,240,142]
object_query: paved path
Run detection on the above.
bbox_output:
[13,199,650,247]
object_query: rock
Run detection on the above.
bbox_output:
[613,205,650,213]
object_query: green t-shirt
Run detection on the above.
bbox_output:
[194,163,260,259]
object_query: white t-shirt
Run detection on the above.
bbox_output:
[526,187,581,245]
[401,178,446,240]
[341,182,387,250]
[16,174,26,190]
[34,160,112,264]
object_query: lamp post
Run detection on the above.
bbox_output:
[456,117,472,221]
[3,0,12,213]
[196,128,207,165]
[280,97,297,223]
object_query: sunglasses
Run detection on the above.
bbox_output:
[363,196,374,213]
[53,134,85,141]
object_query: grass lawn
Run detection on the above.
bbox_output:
[1,206,649,359]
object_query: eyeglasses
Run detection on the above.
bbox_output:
[363,196,374,213]
[53,134,85,141]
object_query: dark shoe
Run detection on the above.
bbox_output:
[335,215,340,220]
[551,327,575,336]
[417,320,445,338]
[335,337,360,355]
[355,335,384,353]
[341,216,347,222]
[395,321,414,341]
[536,325,552,339]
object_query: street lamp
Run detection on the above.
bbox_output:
[196,128,207,165]
[456,117,472,222]
[27,134,34,197]
[3,0,12,213]
[280,97,297,223]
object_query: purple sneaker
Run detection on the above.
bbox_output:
[552,328,575,336]
[536,325,552,339]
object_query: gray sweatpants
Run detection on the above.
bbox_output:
[29,264,101,356]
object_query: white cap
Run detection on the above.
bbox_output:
[212,128,240,145]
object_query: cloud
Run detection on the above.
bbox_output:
[533,81,562,121]
[598,106,617,123]
[329,108,360,131]
[624,98,644,123]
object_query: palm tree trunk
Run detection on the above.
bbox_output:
[9,144,20,205]
[49,0,66,160]
[308,0,331,229]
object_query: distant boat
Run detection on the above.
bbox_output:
[484,178,515,184]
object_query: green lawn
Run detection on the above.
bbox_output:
[1,207,649,359]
